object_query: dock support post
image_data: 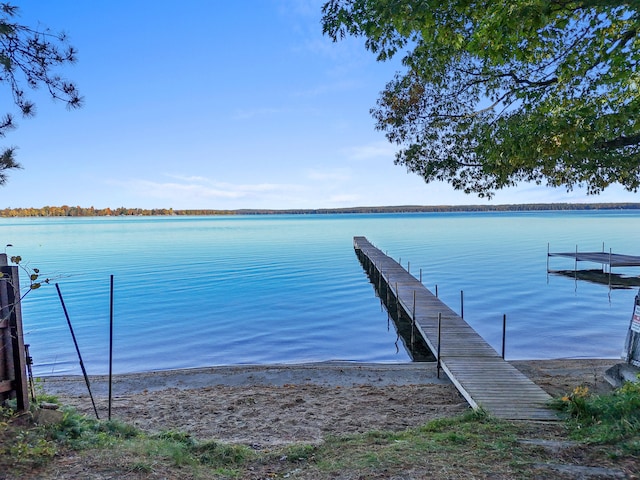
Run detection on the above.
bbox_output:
[609,248,612,289]
[501,314,506,359]
[546,243,549,272]
[460,290,464,319]
[395,282,399,317]
[411,291,416,348]
[437,313,442,379]
[419,268,422,283]
[407,261,410,274]
[435,284,438,297]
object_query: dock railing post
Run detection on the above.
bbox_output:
[460,290,464,319]
[437,313,442,379]
[435,284,438,297]
[419,268,422,283]
[501,314,506,359]
[407,261,410,274]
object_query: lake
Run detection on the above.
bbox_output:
[2,210,639,376]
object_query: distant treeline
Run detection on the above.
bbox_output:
[2,203,640,217]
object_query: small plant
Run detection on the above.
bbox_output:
[558,385,590,417]
[553,375,640,452]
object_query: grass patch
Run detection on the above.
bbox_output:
[551,374,640,454]
[2,382,639,479]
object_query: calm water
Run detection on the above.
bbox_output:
[2,211,639,376]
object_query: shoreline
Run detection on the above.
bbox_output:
[40,359,621,446]
[40,358,620,397]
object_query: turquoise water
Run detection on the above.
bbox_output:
[2,211,639,376]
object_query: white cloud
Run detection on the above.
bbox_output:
[345,141,397,161]
[108,175,305,204]
[306,168,351,182]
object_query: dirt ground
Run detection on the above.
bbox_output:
[40,359,619,446]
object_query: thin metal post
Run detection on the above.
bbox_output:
[419,268,422,283]
[609,248,612,289]
[411,291,416,348]
[435,284,438,297]
[395,282,400,316]
[24,344,36,402]
[56,284,100,419]
[546,243,549,272]
[501,314,506,359]
[407,261,410,274]
[437,313,442,379]
[108,274,114,421]
[460,290,464,319]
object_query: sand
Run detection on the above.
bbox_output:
[39,359,619,447]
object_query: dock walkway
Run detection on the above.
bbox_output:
[354,236,557,421]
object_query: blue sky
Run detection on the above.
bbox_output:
[1,0,638,210]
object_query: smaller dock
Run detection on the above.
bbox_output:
[547,245,640,288]
[354,237,557,421]
[548,250,640,268]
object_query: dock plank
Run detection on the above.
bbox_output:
[354,236,558,421]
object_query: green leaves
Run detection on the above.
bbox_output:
[0,2,81,185]
[322,0,640,197]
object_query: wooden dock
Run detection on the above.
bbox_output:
[354,237,557,421]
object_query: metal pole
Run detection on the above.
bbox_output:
[437,313,442,379]
[411,291,416,348]
[395,282,400,317]
[501,314,506,359]
[460,290,464,319]
[407,261,410,274]
[108,274,114,421]
[24,344,36,402]
[435,284,438,297]
[56,284,100,419]
[609,248,612,289]
[420,268,422,283]
[546,243,549,272]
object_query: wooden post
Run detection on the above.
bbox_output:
[435,284,438,297]
[407,261,410,274]
[0,255,29,412]
[460,290,464,319]
[419,268,422,283]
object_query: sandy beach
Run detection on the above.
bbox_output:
[39,359,619,447]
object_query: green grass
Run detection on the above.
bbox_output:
[551,374,640,455]
[2,379,639,479]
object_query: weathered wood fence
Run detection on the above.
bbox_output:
[0,253,29,412]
